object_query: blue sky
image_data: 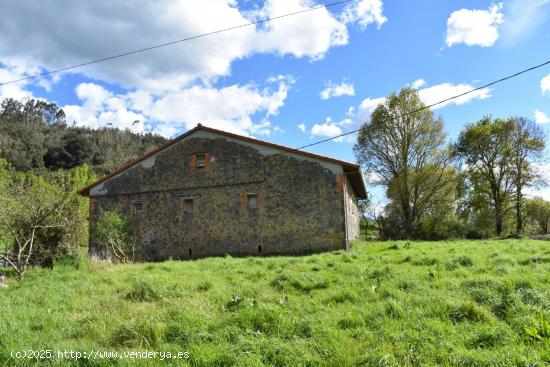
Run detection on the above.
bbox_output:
[0,0,549,200]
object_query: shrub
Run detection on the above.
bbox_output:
[94,210,135,263]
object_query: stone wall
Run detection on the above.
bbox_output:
[88,133,349,261]
[344,175,360,241]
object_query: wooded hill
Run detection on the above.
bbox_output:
[0,98,166,175]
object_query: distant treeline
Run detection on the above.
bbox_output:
[0,98,167,175]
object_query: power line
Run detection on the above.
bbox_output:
[272,57,550,155]
[0,0,353,86]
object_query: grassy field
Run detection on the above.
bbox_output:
[0,240,549,366]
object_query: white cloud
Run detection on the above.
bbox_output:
[412,79,426,89]
[64,83,146,133]
[310,116,355,142]
[541,73,550,95]
[297,123,306,132]
[320,80,355,100]
[417,82,491,109]
[445,3,503,47]
[341,0,387,29]
[64,79,293,138]
[534,109,550,124]
[311,118,343,138]
[0,0,386,94]
[0,0,390,140]
[0,60,42,101]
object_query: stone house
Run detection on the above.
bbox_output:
[79,124,367,261]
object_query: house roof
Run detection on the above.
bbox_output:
[79,124,367,199]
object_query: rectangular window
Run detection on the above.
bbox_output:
[183,198,194,214]
[134,201,144,214]
[196,154,206,169]
[247,194,258,210]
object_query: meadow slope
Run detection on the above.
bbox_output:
[0,240,549,366]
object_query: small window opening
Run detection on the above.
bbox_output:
[183,198,194,214]
[258,245,262,253]
[134,202,144,214]
[188,248,193,256]
[196,154,206,169]
[247,194,258,210]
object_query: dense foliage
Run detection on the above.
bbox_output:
[0,159,96,276]
[0,98,166,174]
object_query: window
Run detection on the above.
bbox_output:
[183,198,194,214]
[133,202,144,214]
[258,245,262,253]
[247,194,258,210]
[196,154,206,169]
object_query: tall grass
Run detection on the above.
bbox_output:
[0,239,549,366]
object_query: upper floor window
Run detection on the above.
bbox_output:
[190,153,209,170]
[196,154,206,169]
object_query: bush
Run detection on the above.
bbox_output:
[94,211,135,263]
[0,165,86,276]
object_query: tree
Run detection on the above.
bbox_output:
[354,87,454,238]
[0,160,86,277]
[510,117,545,235]
[453,117,516,236]
[526,197,550,234]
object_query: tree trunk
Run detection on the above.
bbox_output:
[515,184,523,236]
[495,199,504,236]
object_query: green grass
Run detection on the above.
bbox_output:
[0,240,549,366]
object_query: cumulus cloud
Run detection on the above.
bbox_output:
[542,73,550,95]
[0,0,390,139]
[0,60,41,101]
[445,3,503,47]
[411,79,426,89]
[64,79,293,138]
[311,118,343,137]
[341,0,387,29]
[310,116,356,143]
[63,83,146,133]
[534,109,550,124]
[0,0,386,94]
[417,82,491,109]
[297,123,306,132]
[320,80,355,99]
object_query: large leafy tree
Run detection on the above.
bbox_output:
[510,117,545,235]
[354,87,454,238]
[525,197,550,234]
[453,117,516,236]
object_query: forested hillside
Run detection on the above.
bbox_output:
[0,98,167,175]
